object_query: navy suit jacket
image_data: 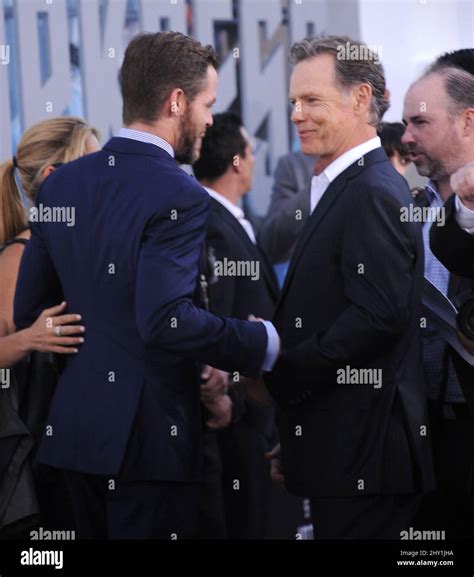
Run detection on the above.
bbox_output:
[14,137,267,480]
[264,148,435,498]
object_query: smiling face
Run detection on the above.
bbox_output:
[289,53,362,162]
[402,74,465,181]
[175,65,217,164]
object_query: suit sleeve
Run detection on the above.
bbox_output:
[266,184,419,399]
[430,194,474,279]
[14,194,63,330]
[135,185,267,377]
[258,156,310,264]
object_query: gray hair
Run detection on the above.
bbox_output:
[289,35,388,126]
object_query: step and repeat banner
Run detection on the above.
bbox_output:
[0,0,359,214]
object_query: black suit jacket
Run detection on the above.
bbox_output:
[205,196,279,436]
[430,194,474,279]
[414,191,474,414]
[264,148,434,498]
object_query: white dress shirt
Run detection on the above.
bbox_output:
[454,195,474,235]
[310,136,382,214]
[204,187,257,244]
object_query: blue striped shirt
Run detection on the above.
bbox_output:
[117,127,175,158]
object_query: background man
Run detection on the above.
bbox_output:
[429,49,474,280]
[402,58,474,538]
[258,151,315,267]
[193,112,302,538]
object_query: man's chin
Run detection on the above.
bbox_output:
[299,141,320,156]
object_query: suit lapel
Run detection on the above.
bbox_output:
[277,148,388,307]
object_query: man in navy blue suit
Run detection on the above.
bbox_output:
[14,31,279,539]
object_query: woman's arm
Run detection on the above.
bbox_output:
[0,244,85,368]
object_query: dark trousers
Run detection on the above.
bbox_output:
[413,401,474,539]
[62,470,199,539]
[310,494,421,539]
[195,432,227,539]
[217,419,272,539]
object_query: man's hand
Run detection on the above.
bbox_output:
[265,443,284,484]
[203,394,232,430]
[200,365,229,403]
[240,375,273,406]
[457,330,474,356]
[248,314,264,322]
[451,162,474,210]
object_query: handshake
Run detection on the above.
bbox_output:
[200,314,277,430]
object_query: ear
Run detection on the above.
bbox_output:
[462,108,474,136]
[352,83,372,116]
[41,165,57,179]
[167,88,187,117]
[231,154,243,174]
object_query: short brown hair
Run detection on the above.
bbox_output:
[120,31,218,125]
[289,36,388,126]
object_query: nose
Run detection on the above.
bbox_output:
[207,111,213,128]
[291,102,304,124]
[401,125,413,146]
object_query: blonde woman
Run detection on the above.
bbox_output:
[0,117,100,367]
[0,117,99,535]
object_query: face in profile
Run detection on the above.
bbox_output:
[175,66,217,165]
[402,74,464,182]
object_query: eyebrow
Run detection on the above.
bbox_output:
[403,115,428,126]
[289,93,320,101]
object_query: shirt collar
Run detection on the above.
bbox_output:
[425,180,443,205]
[203,186,245,220]
[204,187,245,220]
[117,127,175,158]
[314,136,381,185]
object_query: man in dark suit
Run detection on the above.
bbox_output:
[13,32,279,539]
[402,60,474,538]
[264,36,434,539]
[193,112,301,538]
[428,49,474,281]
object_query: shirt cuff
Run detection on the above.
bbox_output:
[260,321,280,372]
[455,195,474,234]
